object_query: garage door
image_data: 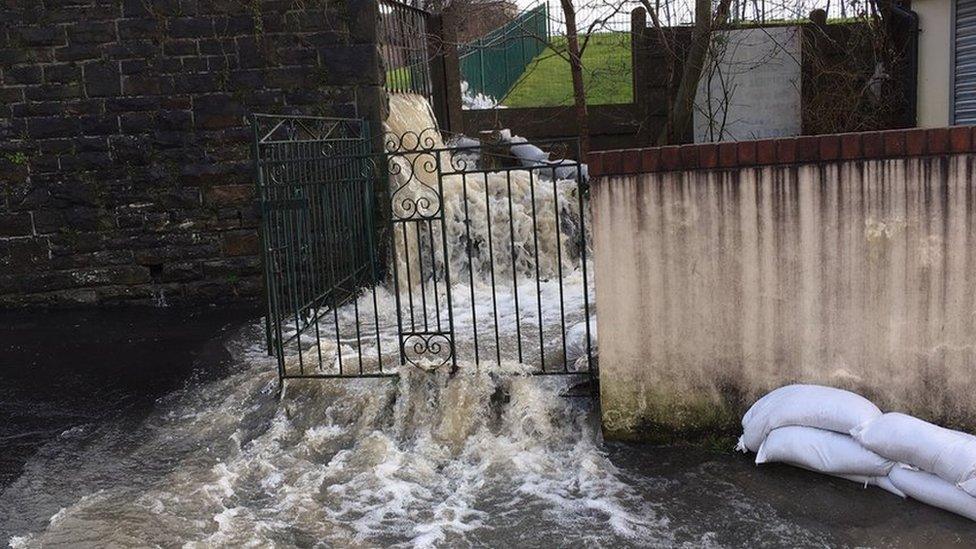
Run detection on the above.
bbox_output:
[954,0,976,123]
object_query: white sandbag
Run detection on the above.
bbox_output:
[889,466,976,521]
[851,413,976,495]
[737,384,882,452]
[756,426,894,477]
[838,474,907,498]
[510,143,549,166]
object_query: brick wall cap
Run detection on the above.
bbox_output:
[588,126,976,177]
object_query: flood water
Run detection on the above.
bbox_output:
[2,309,975,548]
[3,94,974,546]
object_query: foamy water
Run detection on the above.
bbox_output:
[0,325,662,547]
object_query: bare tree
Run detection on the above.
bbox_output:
[637,0,733,144]
[558,0,592,154]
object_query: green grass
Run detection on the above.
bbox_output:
[386,67,412,90]
[502,33,633,108]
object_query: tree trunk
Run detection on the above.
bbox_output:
[657,0,732,145]
[559,0,591,155]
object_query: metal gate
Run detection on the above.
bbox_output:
[252,116,594,381]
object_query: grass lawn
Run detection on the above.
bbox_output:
[502,33,633,108]
[386,66,412,89]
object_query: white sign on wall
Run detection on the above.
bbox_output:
[693,26,802,143]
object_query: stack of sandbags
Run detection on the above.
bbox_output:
[736,384,903,496]
[852,413,976,520]
[739,385,976,521]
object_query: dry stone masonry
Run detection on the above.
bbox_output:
[0,0,385,306]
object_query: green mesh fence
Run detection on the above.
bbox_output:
[458,3,550,104]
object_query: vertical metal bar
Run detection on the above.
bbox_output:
[402,221,416,331]
[483,171,501,364]
[434,149,457,372]
[322,142,346,376]
[462,172,479,363]
[415,220,429,331]
[551,165,567,371]
[506,170,523,362]
[389,157,407,367]
[428,218,442,331]
[285,138,305,376]
[528,167,545,371]
[306,140,325,372]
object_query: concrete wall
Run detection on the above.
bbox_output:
[915,0,952,127]
[589,127,976,440]
[0,0,385,307]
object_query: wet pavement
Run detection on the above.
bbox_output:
[0,306,259,489]
[609,444,976,547]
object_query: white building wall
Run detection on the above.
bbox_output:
[915,0,952,127]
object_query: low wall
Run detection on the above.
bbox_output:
[588,127,976,441]
[462,104,656,152]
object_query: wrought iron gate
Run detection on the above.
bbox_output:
[252,116,594,381]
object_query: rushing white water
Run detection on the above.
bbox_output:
[280,94,594,376]
[1,327,668,547]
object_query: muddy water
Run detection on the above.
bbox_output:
[3,314,975,547]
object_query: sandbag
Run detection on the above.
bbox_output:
[737,384,882,452]
[838,474,907,498]
[889,466,976,521]
[851,413,976,495]
[756,426,894,477]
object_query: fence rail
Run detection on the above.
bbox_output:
[543,0,878,35]
[458,3,550,103]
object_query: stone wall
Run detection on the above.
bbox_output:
[589,127,976,441]
[0,0,385,307]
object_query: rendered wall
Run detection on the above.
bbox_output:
[589,129,976,440]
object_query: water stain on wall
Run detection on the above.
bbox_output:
[594,155,976,438]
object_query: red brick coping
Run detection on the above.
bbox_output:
[587,126,976,177]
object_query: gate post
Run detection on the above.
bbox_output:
[428,11,464,133]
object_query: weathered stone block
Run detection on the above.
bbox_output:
[163,39,199,56]
[122,74,165,95]
[81,115,119,135]
[26,83,84,101]
[6,65,42,85]
[221,230,259,256]
[206,184,253,206]
[162,260,204,282]
[118,19,160,40]
[319,44,382,85]
[193,93,244,129]
[27,116,80,139]
[84,61,121,96]
[15,26,65,47]
[55,43,101,62]
[169,16,215,38]
[0,213,33,237]
[68,21,117,44]
[0,237,50,273]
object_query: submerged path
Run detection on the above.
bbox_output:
[1,309,974,547]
